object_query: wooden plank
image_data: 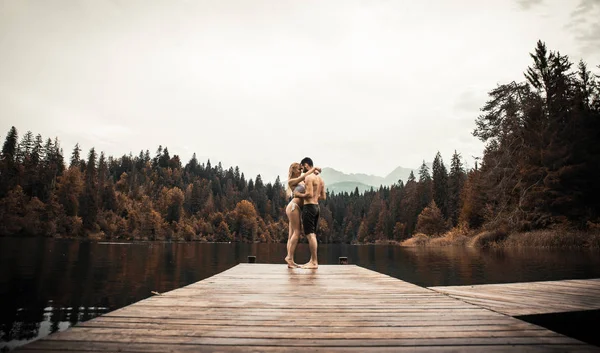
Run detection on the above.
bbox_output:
[16,264,598,352]
[88,316,521,327]
[16,341,595,353]
[63,326,561,339]
[77,321,546,332]
[430,278,600,316]
[39,333,585,346]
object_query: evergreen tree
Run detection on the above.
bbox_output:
[0,127,19,197]
[31,134,44,165]
[416,200,447,236]
[70,143,81,169]
[18,130,34,163]
[417,161,433,212]
[1,126,18,162]
[448,151,466,227]
[432,152,449,219]
[153,145,163,168]
[400,171,419,236]
[80,148,98,229]
[97,152,107,206]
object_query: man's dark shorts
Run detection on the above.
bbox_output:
[302,204,320,235]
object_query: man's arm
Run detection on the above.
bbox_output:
[294,176,314,199]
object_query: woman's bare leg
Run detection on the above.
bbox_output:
[285,204,301,268]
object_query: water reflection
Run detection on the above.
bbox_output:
[0,303,107,352]
[1,238,599,351]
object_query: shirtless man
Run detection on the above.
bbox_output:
[293,157,326,269]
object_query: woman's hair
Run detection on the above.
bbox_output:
[286,162,301,198]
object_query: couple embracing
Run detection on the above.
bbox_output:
[284,157,325,269]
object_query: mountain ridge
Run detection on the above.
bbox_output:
[320,164,437,195]
[321,164,428,186]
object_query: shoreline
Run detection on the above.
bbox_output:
[398,228,600,249]
[2,229,600,249]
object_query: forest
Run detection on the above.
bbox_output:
[1,41,599,244]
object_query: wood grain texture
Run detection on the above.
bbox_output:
[16,264,597,352]
[430,278,600,316]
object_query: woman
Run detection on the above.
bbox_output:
[284,162,320,268]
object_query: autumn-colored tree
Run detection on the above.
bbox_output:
[0,186,27,235]
[356,219,368,243]
[3,49,595,244]
[472,40,600,229]
[57,167,84,217]
[459,169,485,228]
[230,200,258,242]
[393,222,406,241]
[214,220,232,242]
[164,187,184,224]
[416,200,447,236]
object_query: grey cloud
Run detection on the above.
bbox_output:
[515,0,599,65]
[515,0,544,10]
[567,0,600,56]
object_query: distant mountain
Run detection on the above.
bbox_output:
[320,168,386,187]
[321,164,433,195]
[382,166,417,186]
[327,181,374,195]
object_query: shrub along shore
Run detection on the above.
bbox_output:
[399,226,600,249]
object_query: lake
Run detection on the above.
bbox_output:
[1,237,600,351]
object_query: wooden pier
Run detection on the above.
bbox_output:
[17,264,598,352]
[430,278,600,316]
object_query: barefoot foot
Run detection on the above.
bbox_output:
[285,257,299,268]
[301,262,318,269]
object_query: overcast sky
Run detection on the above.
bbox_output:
[1,0,599,183]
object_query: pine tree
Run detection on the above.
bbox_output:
[432,152,449,220]
[31,134,44,165]
[448,151,466,227]
[97,152,107,206]
[2,126,18,162]
[417,161,433,212]
[70,143,81,169]
[186,153,199,175]
[0,127,19,197]
[80,148,98,229]
[416,200,447,236]
[18,130,34,163]
[400,171,419,236]
[153,145,163,168]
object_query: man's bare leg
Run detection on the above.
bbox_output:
[302,233,318,269]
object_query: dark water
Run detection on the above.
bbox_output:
[1,238,600,351]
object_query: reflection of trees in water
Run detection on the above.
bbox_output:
[0,239,243,351]
[3,238,600,350]
[0,304,108,349]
